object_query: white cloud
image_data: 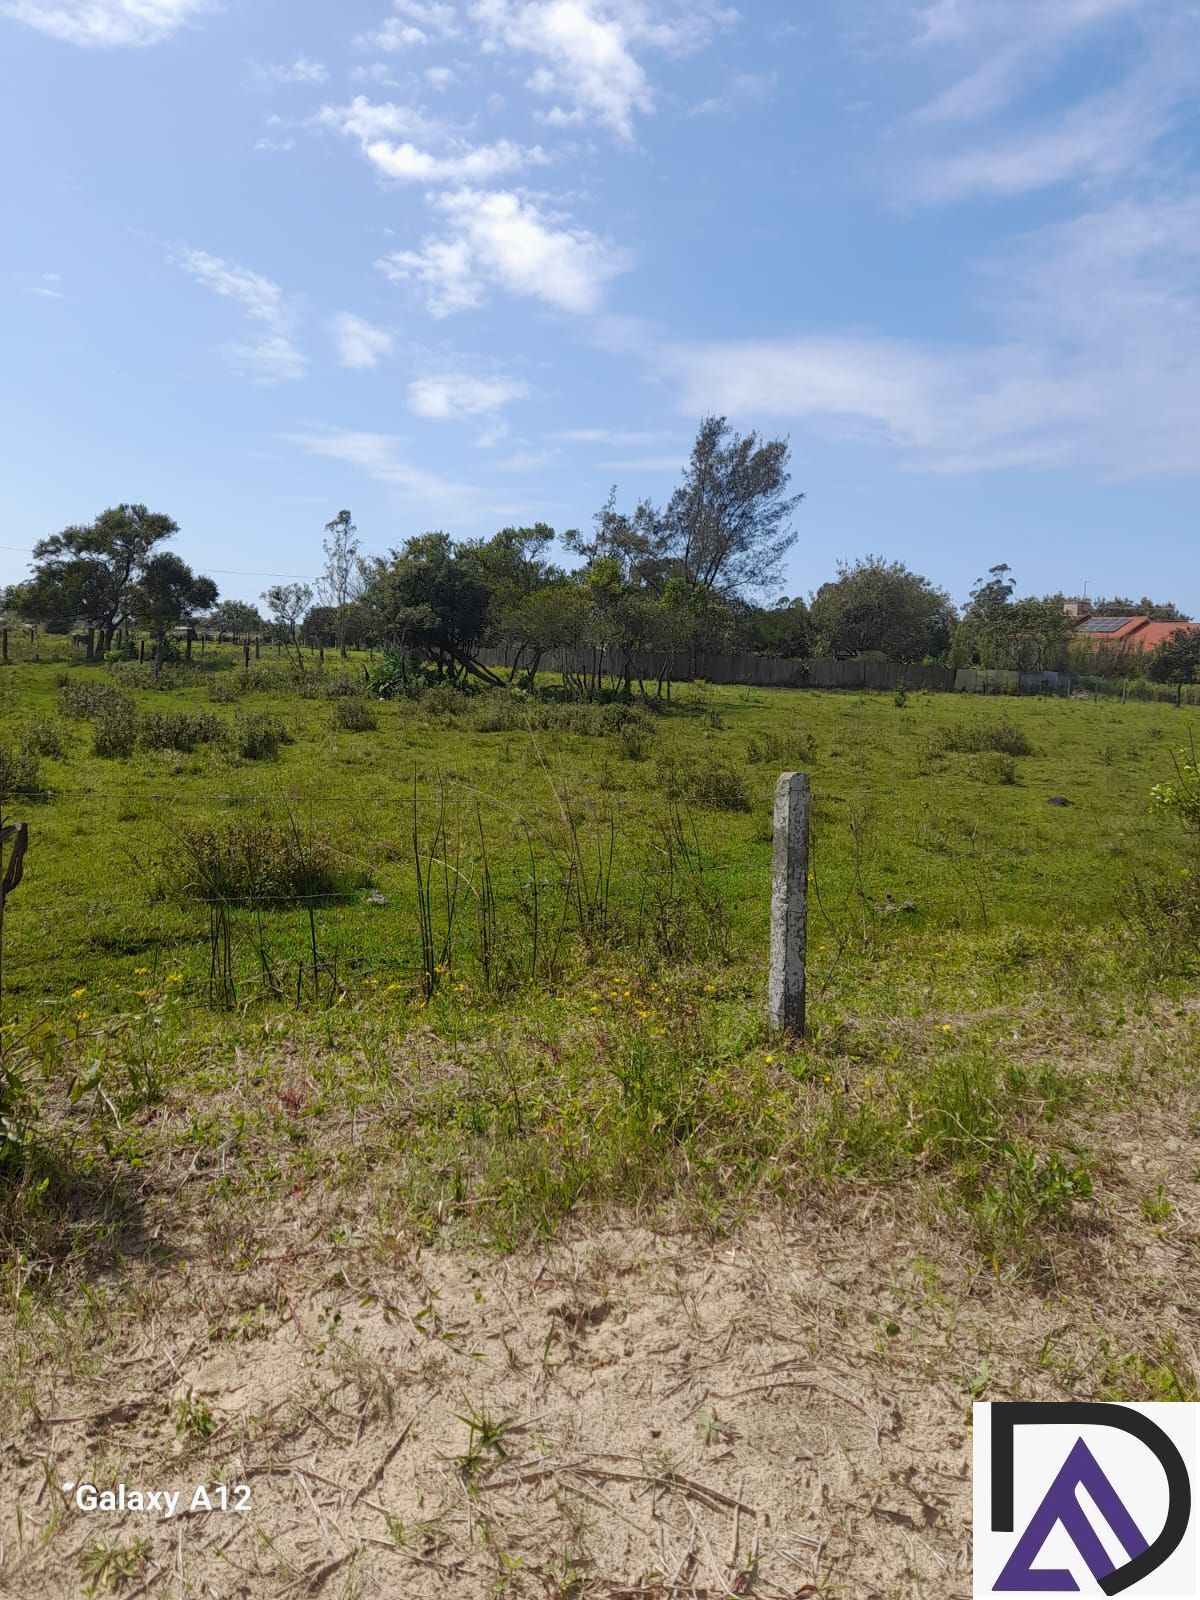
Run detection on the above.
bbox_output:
[471,0,737,140]
[409,372,530,416]
[357,0,458,49]
[317,96,543,184]
[175,248,306,384]
[425,64,456,89]
[911,62,1190,202]
[329,312,395,368]
[656,194,1200,478]
[366,136,535,182]
[0,0,208,46]
[901,0,1198,204]
[556,427,674,444]
[251,57,329,85]
[689,69,776,118]
[379,186,629,315]
[282,428,488,511]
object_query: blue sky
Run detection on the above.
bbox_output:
[2,0,1198,613]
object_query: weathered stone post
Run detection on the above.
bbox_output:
[768,771,808,1037]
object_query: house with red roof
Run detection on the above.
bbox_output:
[1071,612,1200,654]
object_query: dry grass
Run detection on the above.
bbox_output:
[2,996,1199,1599]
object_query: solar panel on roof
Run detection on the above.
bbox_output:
[1078,617,1131,633]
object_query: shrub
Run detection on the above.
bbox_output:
[323,673,369,699]
[659,756,750,812]
[164,818,361,906]
[92,695,140,759]
[0,743,46,801]
[20,716,68,759]
[233,711,291,760]
[139,711,225,752]
[60,680,128,720]
[746,729,817,766]
[972,751,1019,785]
[332,696,378,732]
[937,720,1034,757]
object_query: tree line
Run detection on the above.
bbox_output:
[4,417,1198,692]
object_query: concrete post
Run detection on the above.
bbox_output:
[768,771,808,1037]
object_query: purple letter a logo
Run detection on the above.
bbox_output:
[989,1404,1191,1597]
[994,1438,1148,1591]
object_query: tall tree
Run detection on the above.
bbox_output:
[319,509,360,659]
[261,582,314,668]
[810,557,955,662]
[130,554,218,675]
[28,504,179,656]
[660,416,802,598]
[1147,628,1200,704]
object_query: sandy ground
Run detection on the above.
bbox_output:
[5,1008,1200,1598]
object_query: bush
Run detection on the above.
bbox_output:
[233,711,291,760]
[323,673,369,699]
[332,696,378,732]
[92,695,140,759]
[0,743,46,801]
[60,680,128,720]
[20,716,69,759]
[164,818,361,906]
[746,729,817,766]
[937,720,1034,757]
[659,756,750,812]
[139,711,226,753]
[972,751,1019,785]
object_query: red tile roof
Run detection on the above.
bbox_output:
[1074,616,1200,652]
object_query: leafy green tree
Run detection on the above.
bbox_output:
[261,582,314,668]
[130,554,218,674]
[1148,628,1200,704]
[661,416,801,598]
[810,557,955,662]
[319,509,360,659]
[360,534,498,684]
[207,600,264,639]
[27,504,179,656]
[744,596,812,659]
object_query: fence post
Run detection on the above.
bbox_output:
[768,772,808,1037]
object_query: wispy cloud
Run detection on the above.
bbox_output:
[657,194,1200,478]
[1,0,210,46]
[689,69,776,118]
[251,56,329,86]
[316,96,545,184]
[175,248,306,384]
[356,0,459,51]
[328,312,394,369]
[409,371,531,416]
[281,427,503,518]
[471,0,737,141]
[556,427,675,444]
[378,186,630,315]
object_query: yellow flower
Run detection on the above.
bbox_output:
[637,1009,648,1019]
[165,973,182,985]
[703,984,716,993]
[133,966,149,976]
[386,982,402,993]
[764,1054,774,1064]
[940,1023,952,1033]
[75,1011,90,1022]
[70,986,87,998]
[822,1074,831,1083]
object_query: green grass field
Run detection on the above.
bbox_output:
[5,645,1200,1598]
[2,643,1197,1258]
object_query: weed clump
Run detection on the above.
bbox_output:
[164,817,360,905]
[91,694,139,759]
[0,744,46,801]
[233,711,291,760]
[937,720,1034,757]
[139,710,225,752]
[20,715,69,759]
[332,696,378,732]
[972,751,1019,785]
[658,756,750,812]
